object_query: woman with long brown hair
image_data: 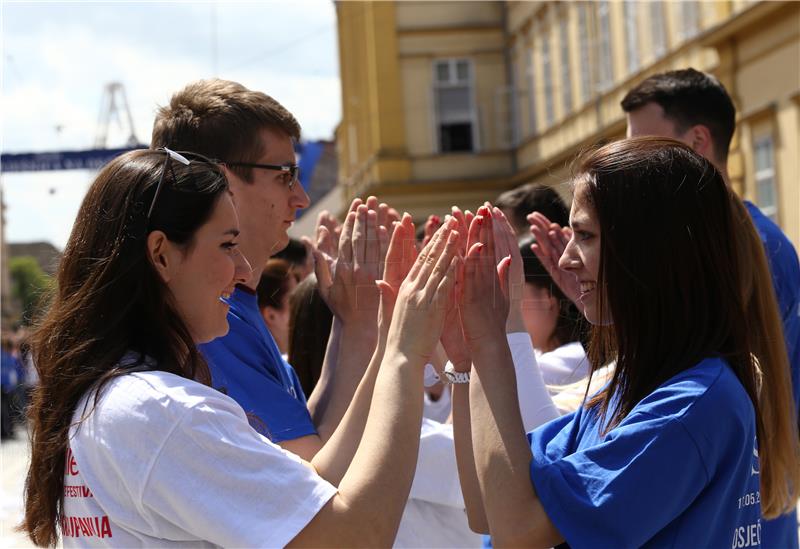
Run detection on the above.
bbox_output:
[23,148,462,547]
[453,137,799,547]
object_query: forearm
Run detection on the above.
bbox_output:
[309,320,379,442]
[307,318,341,422]
[311,336,385,485]
[469,335,551,546]
[452,380,489,533]
[304,348,424,547]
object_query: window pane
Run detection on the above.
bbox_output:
[440,123,474,152]
[436,87,471,122]
[456,60,470,82]
[578,3,592,103]
[436,62,450,83]
[651,2,666,58]
[560,17,572,114]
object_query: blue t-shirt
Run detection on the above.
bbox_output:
[529,357,761,549]
[745,201,800,549]
[199,286,317,443]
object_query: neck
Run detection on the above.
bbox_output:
[240,241,266,290]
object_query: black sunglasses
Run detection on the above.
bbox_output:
[147,148,222,222]
[223,161,300,189]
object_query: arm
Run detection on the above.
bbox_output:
[462,207,563,547]
[306,200,383,443]
[308,212,417,485]
[290,217,461,547]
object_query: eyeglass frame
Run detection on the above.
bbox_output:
[222,161,300,189]
[147,147,222,222]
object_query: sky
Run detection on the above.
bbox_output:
[1,0,341,249]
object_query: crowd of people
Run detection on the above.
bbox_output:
[15,67,800,548]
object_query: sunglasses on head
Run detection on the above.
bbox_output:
[147,148,222,223]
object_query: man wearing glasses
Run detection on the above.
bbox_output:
[151,79,358,461]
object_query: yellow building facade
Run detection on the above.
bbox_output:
[334,1,800,247]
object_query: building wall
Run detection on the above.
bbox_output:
[335,1,799,246]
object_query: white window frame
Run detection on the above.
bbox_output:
[559,15,572,116]
[650,1,667,59]
[680,1,700,40]
[597,1,614,92]
[526,44,538,136]
[753,134,779,221]
[432,58,480,154]
[624,0,639,74]
[578,3,592,104]
[542,30,555,127]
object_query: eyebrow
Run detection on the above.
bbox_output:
[570,218,589,230]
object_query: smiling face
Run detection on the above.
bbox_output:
[226,128,311,286]
[558,182,610,326]
[165,194,252,343]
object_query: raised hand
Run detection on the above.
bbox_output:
[460,206,510,347]
[492,207,526,333]
[321,201,381,327]
[382,218,461,366]
[440,208,472,370]
[376,213,417,334]
[420,214,442,248]
[528,211,580,306]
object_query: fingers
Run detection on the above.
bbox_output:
[364,208,380,275]
[351,204,368,272]
[411,217,453,282]
[425,226,460,297]
[377,202,389,230]
[384,213,415,288]
[338,210,357,265]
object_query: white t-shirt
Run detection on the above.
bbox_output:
[62,367,336,548]
[535,340,589,389]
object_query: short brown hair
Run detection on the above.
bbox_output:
[620,68,735,162]
[151,79,301,182]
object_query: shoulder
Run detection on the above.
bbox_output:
[745,202,800,270]
[630,358,755,455]
[73,370,244,440]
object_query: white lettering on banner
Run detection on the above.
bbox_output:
[731,521,761,548]
[60,515,113,539]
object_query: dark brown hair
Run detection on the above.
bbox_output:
[151,79,301,182]
[577,137,798,517]
[495,183,568,236]
[288,274,332,397]
[23,150,228,546]
[256,259,294,312]
[620,68,736,162]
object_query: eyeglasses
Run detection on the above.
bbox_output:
[223,161,300,189]
[147,148,222,222]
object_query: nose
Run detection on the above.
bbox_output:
[233,248,253,285]
[293,181,311,209]
[558,235,580,272]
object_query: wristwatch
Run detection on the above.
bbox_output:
[443,363,471,384]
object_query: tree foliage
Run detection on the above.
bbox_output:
[9,256,53,325]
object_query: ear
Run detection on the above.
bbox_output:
[147,230,178,284]
[687,124,714,160]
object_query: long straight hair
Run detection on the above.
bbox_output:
[579,137,799,518]
[23,149,229,546]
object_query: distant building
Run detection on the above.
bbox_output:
[1,187,19,327]
[335,1,800,248]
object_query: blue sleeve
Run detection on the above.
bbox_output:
[200,316,317,443]
[529,413,707,549]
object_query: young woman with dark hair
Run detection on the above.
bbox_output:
[23,149,462,548]
[453,137,799,547]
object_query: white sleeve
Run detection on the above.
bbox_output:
[139,393,337,548]
[409,334,559,507]
[536,341,591,387]
[507,332,561,431]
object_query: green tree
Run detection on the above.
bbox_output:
[9,256,53,325]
